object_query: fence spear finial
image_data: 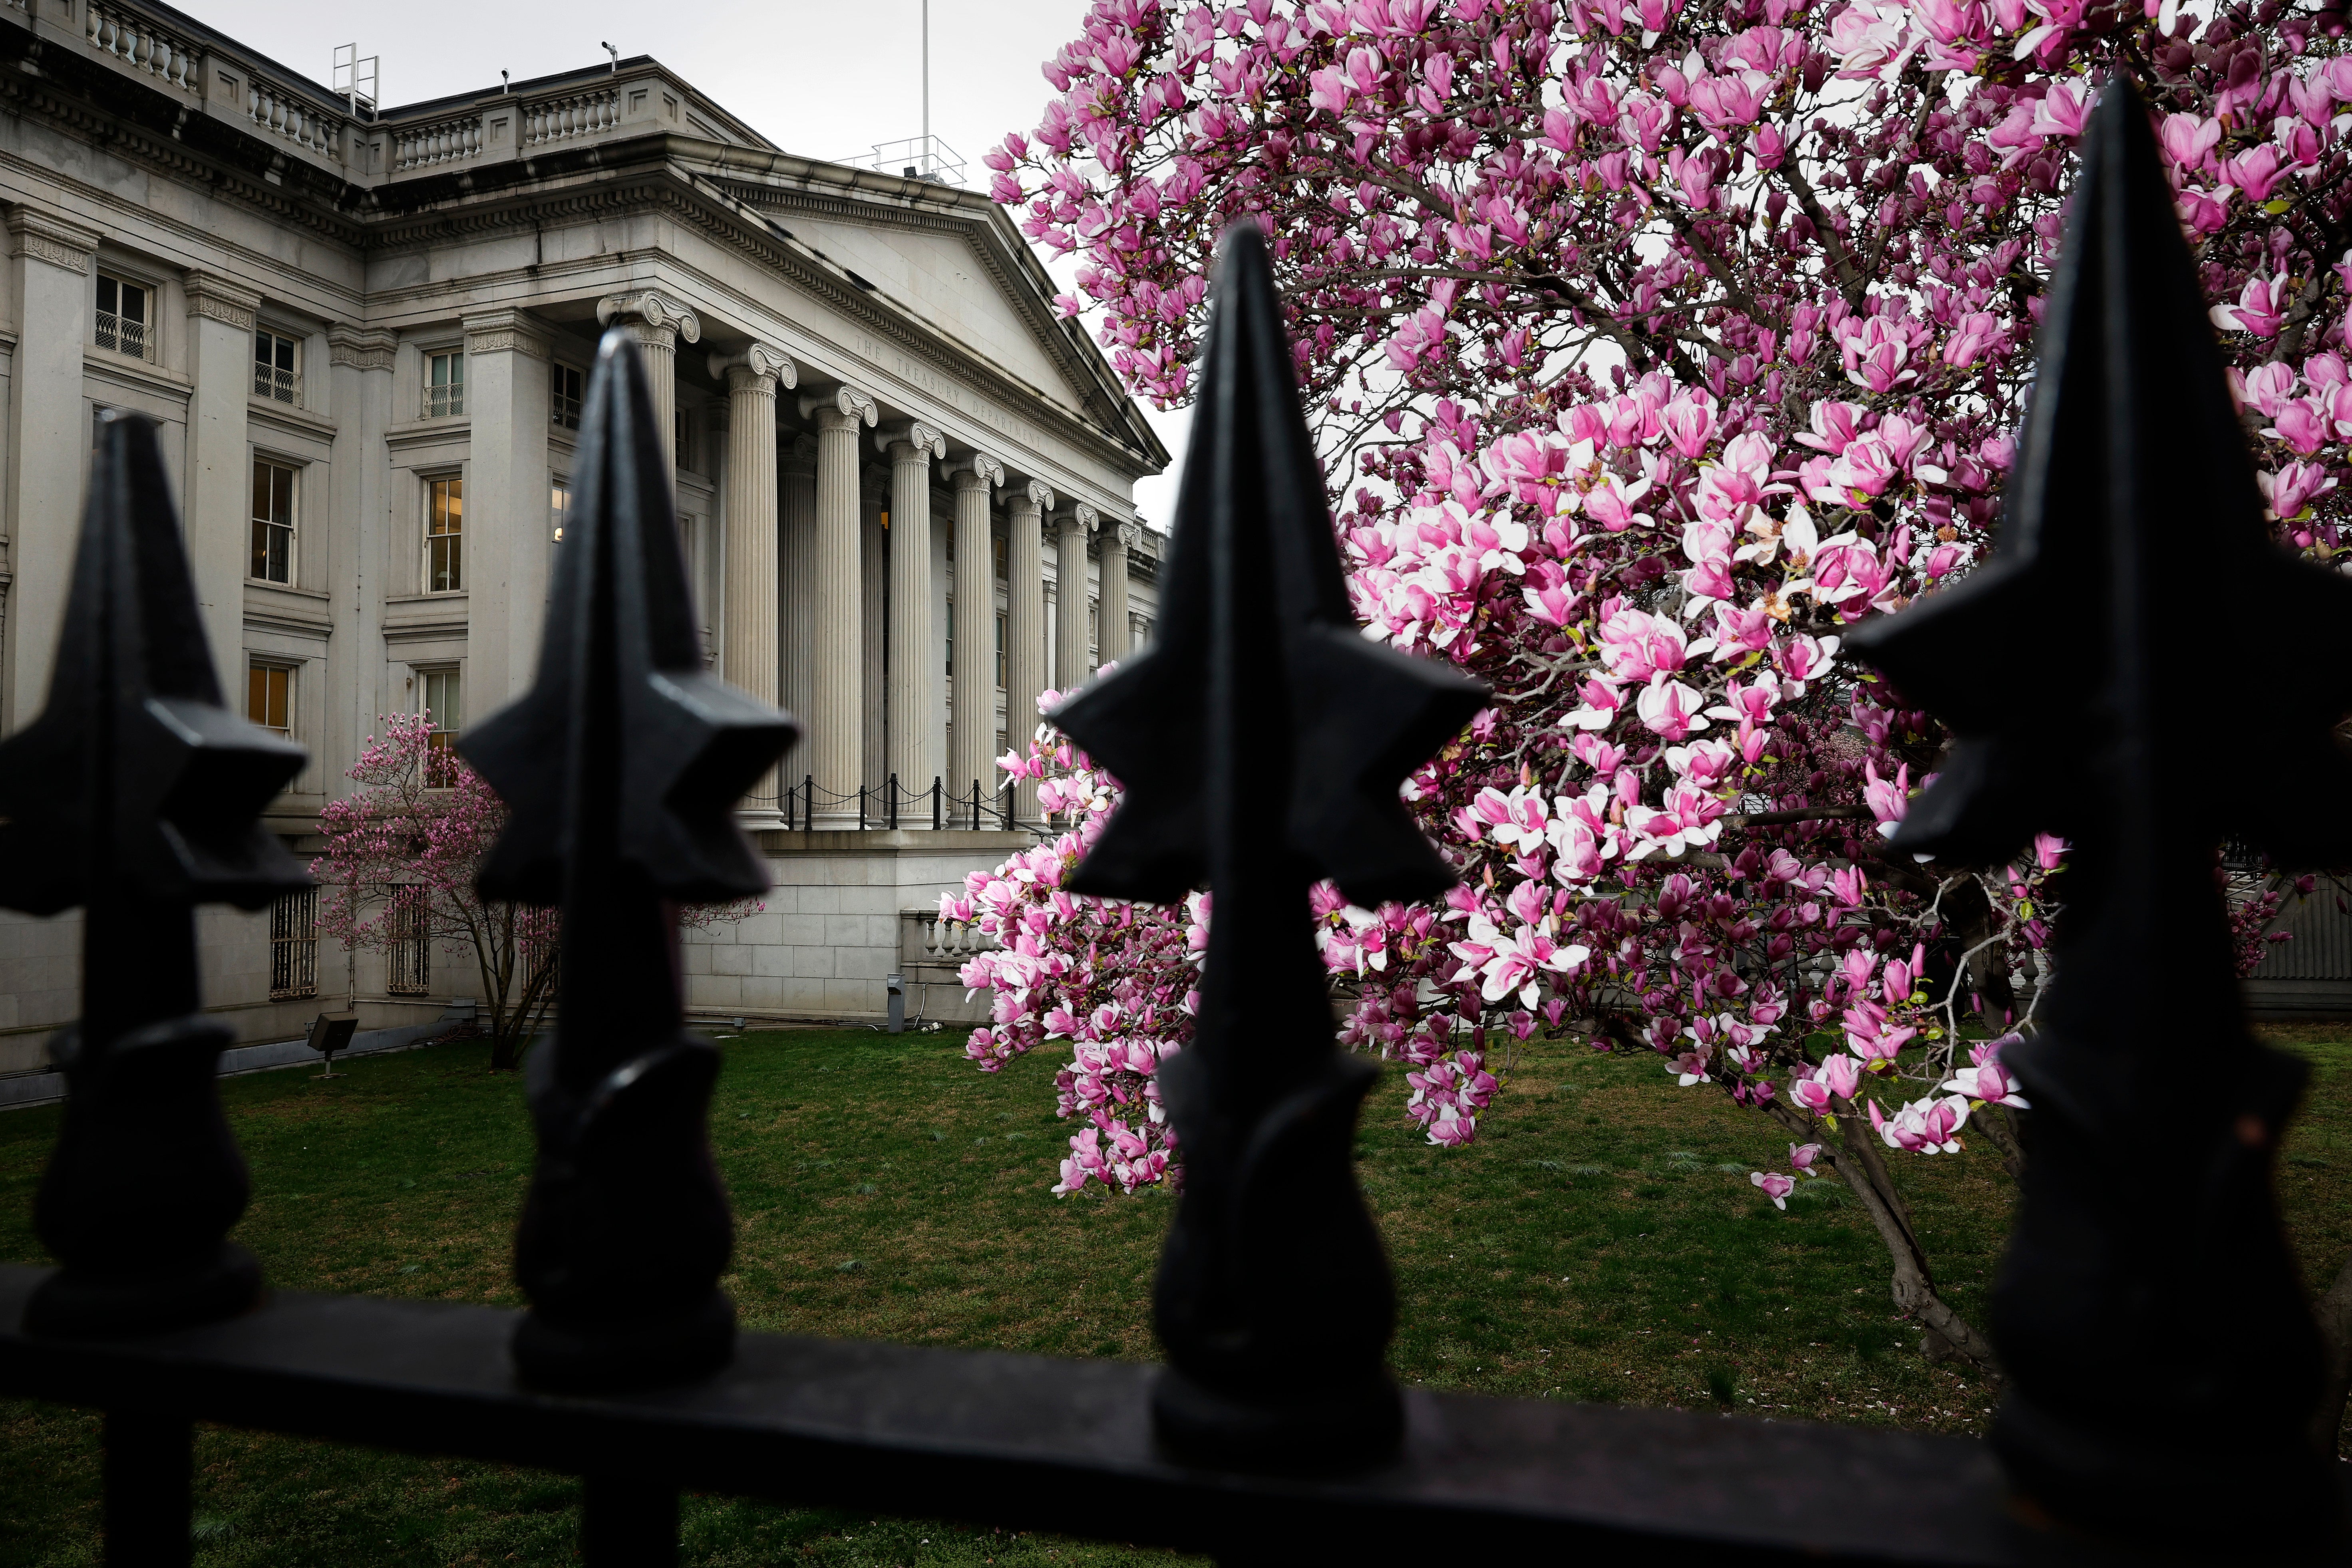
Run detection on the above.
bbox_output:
[1053,222,1487,1469]
[0,410,306,1336]
[464,328,795,1391]
[1850,78,2349,1555]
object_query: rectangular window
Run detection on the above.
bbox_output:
[425,476,463,592]
[550,477,571,544]
[386,884,431,995]
[420,667,461,789]
[551,364,584,430]
[95,274,151,360]
[994,534,1007,582]
[425,349,464,418]
[945,598,953,678]
[269,885,318,1001]
[996,612,1008,689]
[254,329,301,403]
[250,459,296,583]
[247,660,292,739]
[672,406,695,471]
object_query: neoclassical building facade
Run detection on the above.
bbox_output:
[0,0,1169,1074]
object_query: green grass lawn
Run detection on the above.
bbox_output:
[5,1021,2351,1566]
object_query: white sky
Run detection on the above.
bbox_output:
[175,0,1191,520]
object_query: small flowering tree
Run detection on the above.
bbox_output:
[314,715,559,1072]
[315,715,765,1073]
[955,0,2352,1367]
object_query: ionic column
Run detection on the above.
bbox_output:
[1099,520,1137,668]
[799,385,877,827]
[947,453,1005,814]
[185,270,263,690]
[861,465,888,794]
[596,290,701,485]
[1005,479,1051,825]
[711,343,796,824]
[882,421,946,818]
[780,433,819,784]
[1054,503,1100,694]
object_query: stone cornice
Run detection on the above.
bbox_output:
[186,270,263,330]
[6,207,101,273]
[327,324,398,372]
[462,308,551,360]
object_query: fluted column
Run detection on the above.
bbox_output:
[712,343,795,824]
[800,385,877,827]
[1100,520,1136,668]
[596,290,701,486]
[883,422,946,819]
[1054,503,1099,694]
[1006,480,1051,825]
[947,454,1005,815]
[861,466,888,795]
[780,434,818,786]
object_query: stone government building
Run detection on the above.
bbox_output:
[0,0,1171,1077]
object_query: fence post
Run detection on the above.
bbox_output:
[1849,80,2348,1558]
[0,412,307,1347]
[461,326,793,1407]
[804,774,814,833]
[1050,225,1485,1471]
[932,775,941,831]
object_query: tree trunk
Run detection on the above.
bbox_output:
[1762,1096,2004,1375]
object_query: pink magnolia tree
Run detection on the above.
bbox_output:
[313,715,559,1072]
[315,715,765,1073]
[955,0,2352,1367]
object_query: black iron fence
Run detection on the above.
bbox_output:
[2,83,2348,1568]
[764,774,1023,833]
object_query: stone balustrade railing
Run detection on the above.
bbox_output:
[900,910,999,972]
[391,113,483,172]
[85,0,194,91]
[246,77,343,162]
[522,87,619,148]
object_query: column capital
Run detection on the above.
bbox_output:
[462,308,551,360]
[596,289,702,346]
[1057,502,1100,534]
[878,420,947,460]
[801,384,878,428]
[948,452,1005,490]
[184,270,261,331]
[708,342,797,391]
[6,207,99,272]
[1016,479,1057,514]
[326,324,399,372]
[1113,521,1144,550]
[783,432,820,473]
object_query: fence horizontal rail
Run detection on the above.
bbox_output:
[0,1262,2097,1567]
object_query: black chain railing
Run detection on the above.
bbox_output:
[3,81,2350,1568]
[760,775,1026,834]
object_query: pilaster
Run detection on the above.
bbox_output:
[185,269,263,694]
[459,308,553,711]
[2,207,98,731]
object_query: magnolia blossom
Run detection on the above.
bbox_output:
[1751,1170,1797,1209]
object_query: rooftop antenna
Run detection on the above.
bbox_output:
[331,44,379,121]
[601,41,618,73]
[921,0,929,172]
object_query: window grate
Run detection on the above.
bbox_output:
[425,350,465,419]
[254,330,301,403]
[268,886,318,1000]
[386,885,430,995]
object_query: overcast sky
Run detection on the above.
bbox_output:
[177,0,1191,520]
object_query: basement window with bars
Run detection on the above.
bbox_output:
[95,273,151,360]
[254,329,301,403]
[268,886,318,1000]
[424,349,464,418]
[386,885,430,996]
[552,363,583,431]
